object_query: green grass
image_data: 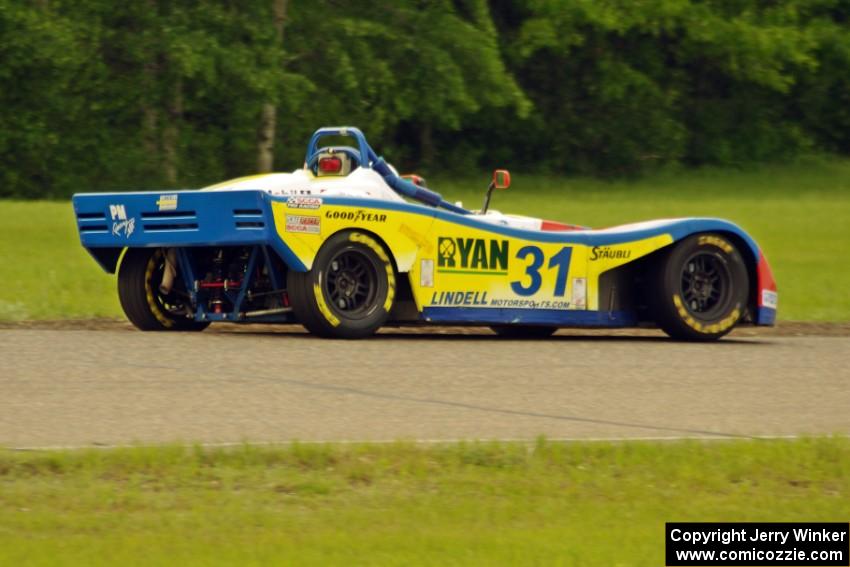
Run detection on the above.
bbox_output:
[0,200,122,319]
[0,438,848,566]
[2,158,849,321]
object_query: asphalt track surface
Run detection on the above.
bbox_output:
[1,325,849,448]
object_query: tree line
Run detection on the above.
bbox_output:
[1,0,848,198]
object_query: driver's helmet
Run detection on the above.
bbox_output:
[313,147,359,177]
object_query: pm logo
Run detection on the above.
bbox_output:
[109,203,135,238]
[109,204,127,221]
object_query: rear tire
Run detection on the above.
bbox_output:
[650,233,748,341]
[289,231,395,339]
[117,248,209,331]
[491,326,557,338]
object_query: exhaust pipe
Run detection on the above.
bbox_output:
[159,248,178,294]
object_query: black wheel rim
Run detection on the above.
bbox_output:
[324,249,379,318]
[680,252,732,319]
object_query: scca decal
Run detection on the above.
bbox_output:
[437,237,508,273]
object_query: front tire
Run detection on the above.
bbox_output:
[117,248,209,331]
[288,231,395,338]
[650,233,749,341]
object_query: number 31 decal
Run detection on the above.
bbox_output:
[510,246,573,296]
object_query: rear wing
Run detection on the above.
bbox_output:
[72,190,302,273]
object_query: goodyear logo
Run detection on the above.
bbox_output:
[325,210,387,223]
[437,237,508,274]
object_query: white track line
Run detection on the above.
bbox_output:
[5,434,839,452]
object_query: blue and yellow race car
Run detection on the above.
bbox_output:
[73,127,777,340]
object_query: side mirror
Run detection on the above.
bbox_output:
[493,169,511,190]
[481,169,510,214]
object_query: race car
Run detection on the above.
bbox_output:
[72,126,777,340]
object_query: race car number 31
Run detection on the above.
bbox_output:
[511,246,573,297]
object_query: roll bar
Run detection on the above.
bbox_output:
[304,126,469,215]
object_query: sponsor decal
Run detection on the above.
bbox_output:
[589,246,631,261]
[287,196,322,209]
[325,209,387,223]
[112,218,135,238]
[399,223,432,252]
[349,232,395,311]
[429,294,569,309]
[285,214,320,235]
[313,282,340,326]
[109,204,127,220]
[430,291,489,306]
[437,237,508,273]
[571,277,587,309]
[489,298,570,309]
[762,289,778,309]
[420,259,434,288]
[698,235,733,253]
[109,204,135,238]
[156,194,178,211]
[673,294,741,334]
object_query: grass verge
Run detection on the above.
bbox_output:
[2,158,849,320]
[1,438,848,566]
